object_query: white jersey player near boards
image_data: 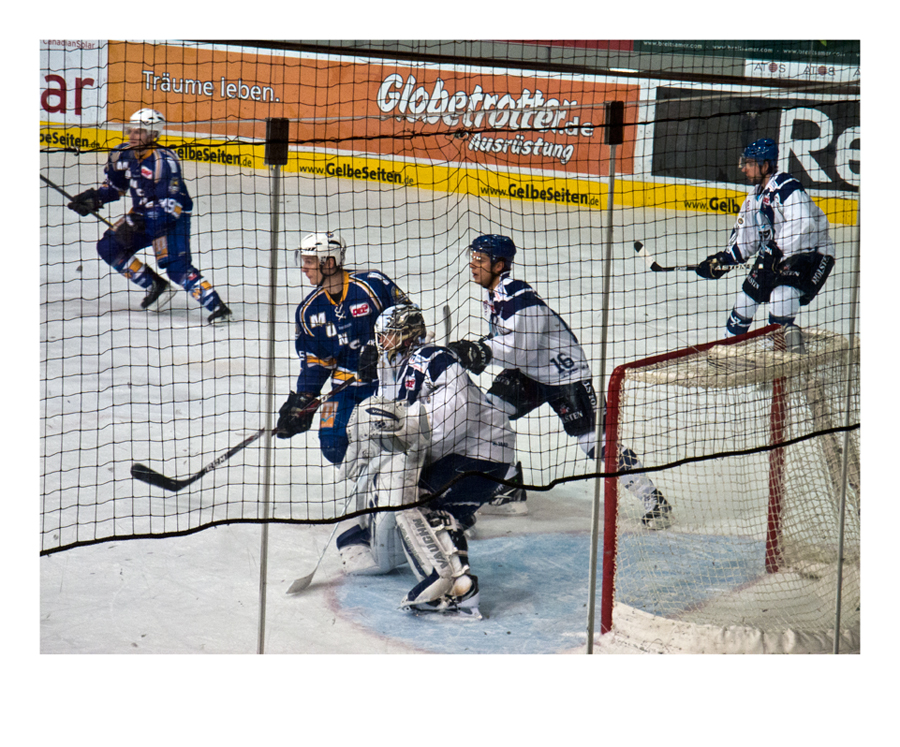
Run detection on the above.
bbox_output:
[333,303,515,618]
[448,234,671,529]
[695,138,836,350]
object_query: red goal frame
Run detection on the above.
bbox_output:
[599,325,784,635]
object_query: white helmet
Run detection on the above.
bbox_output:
[296,231,347,268]
[128,108,165,140]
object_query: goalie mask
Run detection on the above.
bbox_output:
[375,304,427,364]
[296,231,347,269]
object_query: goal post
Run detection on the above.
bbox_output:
[599,325,860,653]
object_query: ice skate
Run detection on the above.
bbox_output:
[401,574,482,619]
[207,302,233,325]
[478,461,528,515]
[641,490,672,530]
[141,275,176,312]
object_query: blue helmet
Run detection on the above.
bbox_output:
[740,138,778,170]
[469,234,517,269]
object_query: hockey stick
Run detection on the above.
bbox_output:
[285,499,353,594]
[131,377,358,492]
[633,241,751,273]
[40,174,115,228]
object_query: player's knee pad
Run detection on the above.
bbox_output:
[768,285,802,324]
[487,369,544,420]
[395,508,469,598]
[548,380,597,437]
[97,231,135,271]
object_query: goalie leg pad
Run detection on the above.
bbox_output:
[395,508,471,605]
[336,524,382,576]
[369,510,407,573]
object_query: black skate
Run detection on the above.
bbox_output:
[141,275,176,312]
[207,303,233,325]
[478,461,528,515]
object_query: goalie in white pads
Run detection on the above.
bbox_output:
[335,303,515,617]
[449,234,671,529]
[695,138,836,351]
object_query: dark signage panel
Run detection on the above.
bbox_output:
[652,87,859,192]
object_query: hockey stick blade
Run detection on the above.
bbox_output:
[286,490,356,594]
[131,378,359,494]
[130,463,195,492]
[634,241,750,273]
[634,241,698,272]
[286,573,316,594]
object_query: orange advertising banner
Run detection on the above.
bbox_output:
[108,41,639,176]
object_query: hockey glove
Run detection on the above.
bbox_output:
[67,188,104,217]
[696,251,735,280]
[448,339,492,374]
[275,391,317,438]
[356,343,379,383]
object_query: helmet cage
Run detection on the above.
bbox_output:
[374,304,427,364]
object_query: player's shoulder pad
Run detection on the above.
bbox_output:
[297,285,327,313]
[494,276,544,315]
[351,269,395,286]
[767,171,804,203]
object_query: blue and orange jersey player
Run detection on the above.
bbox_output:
[275,231,411,464]
[66,108,232,324]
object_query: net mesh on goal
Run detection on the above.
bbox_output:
[600,325,860,653]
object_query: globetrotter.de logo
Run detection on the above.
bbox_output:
[375,73,597,138]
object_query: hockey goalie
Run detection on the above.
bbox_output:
[334,303,516,618]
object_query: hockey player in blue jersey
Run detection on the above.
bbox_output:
[449,234,671,529]
[66,109,232,324]
[275,232,411,465]
[696,138,836,350]
[334,303,515,617]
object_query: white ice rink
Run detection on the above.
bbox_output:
[38,148,863,660]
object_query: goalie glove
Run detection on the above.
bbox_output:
[357,397,430,455]
[696,251,735,280]
[67,188,104,217]
[275,391,317,438]
[447,339,492,375]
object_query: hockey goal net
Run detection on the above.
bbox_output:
[599,325,860,654]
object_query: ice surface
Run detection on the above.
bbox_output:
[39,150,861,655]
